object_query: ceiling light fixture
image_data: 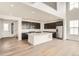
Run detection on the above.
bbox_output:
[10,4,14,7]
[32,11,35,14]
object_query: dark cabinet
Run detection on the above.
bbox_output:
[53,32,56,38]
[22,21,40,29]
[44,21,63,29]
[44,22,56,29]
[22,33,28,39]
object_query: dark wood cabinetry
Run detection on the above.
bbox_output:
[44,22,56,29]
[22,21,40,29]
[44,21,63,29]
[56,21,63,26]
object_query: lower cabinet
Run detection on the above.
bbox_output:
[22,33,28,39]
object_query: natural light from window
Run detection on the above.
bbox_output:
[70,2,79,10]
[4,23,9,31]
[70,20,79,35]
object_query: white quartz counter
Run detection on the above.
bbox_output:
[22,29,56,33]
[28,33,53,45]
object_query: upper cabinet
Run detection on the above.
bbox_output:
[56,21,63,26]
[22,21,40,29]
[44,22,56,29]
[44,21,63,29]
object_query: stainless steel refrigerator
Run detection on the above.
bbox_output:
[56,26,63,39]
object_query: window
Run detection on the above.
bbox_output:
[70,20,79,35]
[3,23,9,31]
[69,2,79,10]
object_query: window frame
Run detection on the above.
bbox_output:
[69,2,79,10]
[69,20,79,35]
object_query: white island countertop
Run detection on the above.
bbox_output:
[28,32,53,45]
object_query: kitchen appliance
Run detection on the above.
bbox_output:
[56,26,63,39]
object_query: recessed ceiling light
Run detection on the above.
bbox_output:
[32,11,35,14]
[10,4,14,7]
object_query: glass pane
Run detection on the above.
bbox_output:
[70,20,78,27]
[70,4,75,10]
[70,2,78,10]
[4,23,9,31]
[70,28,74,34]
[74,2,78,8]
[73,28,78,34]
[70,28,78,35]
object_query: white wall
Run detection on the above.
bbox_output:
[57,2,66,18]
[44,2,57,10]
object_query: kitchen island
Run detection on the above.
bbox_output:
[28,32,53,45]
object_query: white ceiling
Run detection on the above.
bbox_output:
[0,2,63,23]
[23,2,64,22]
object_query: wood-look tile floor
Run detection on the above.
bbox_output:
[0,38,79,56]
